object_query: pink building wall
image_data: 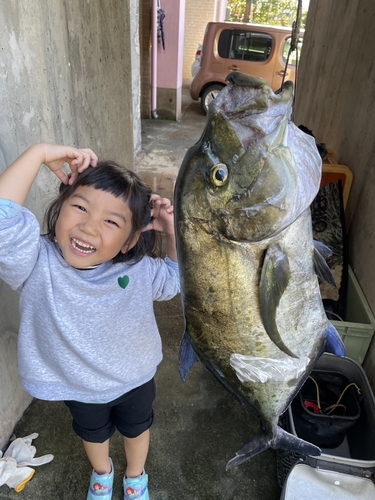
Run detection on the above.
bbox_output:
[157,0,186,90]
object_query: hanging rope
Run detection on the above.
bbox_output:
[282,0,303,119]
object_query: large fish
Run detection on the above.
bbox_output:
[174,73,345,469]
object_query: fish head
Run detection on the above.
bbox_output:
[175,73,321,243]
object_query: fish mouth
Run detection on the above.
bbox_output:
[70,237,96,254]
[230,178,288,212]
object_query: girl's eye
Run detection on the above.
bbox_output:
[73,204,87,212]
[106,220,119,227]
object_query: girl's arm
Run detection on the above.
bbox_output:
[144,195,177,262]
[164,232,177,263]
[0,143,98,206]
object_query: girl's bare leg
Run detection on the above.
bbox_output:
[124,429,150,477]
[83,439,112,474]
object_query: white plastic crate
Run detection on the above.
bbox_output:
[332,267,375,364]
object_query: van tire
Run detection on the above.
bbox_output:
[201,84,225,114]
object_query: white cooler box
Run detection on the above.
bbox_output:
[277,353,375,500]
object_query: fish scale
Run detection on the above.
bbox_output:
[175,73,345,469]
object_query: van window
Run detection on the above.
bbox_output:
[218,29,273,62]
[282,37,303,66]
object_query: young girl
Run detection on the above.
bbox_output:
[0,144,180,500]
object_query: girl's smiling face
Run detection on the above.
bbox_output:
[55,185,139,267]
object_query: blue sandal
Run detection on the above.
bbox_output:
[123,470,149,500]
[87,458,114,499]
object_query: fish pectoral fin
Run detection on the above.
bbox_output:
[226,425,322,470]
[313,241,336,287]
[260,245,298,358]
[178,331,199,381]
[324,323,346,357]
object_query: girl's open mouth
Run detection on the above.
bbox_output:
[70,237,96,254]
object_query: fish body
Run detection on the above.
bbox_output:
[174,73,345,468]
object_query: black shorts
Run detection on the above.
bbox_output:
[64,379,156,443]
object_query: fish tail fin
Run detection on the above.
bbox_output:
[179,331,199,381]
[325,323,346,357]
[226,425,321,470]
[226,429,270,470]
[272,425,321,456]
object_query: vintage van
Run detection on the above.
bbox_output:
[190,22,303,113]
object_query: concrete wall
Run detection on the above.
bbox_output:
[0,0,140,449]
[131,1,142,154]
[294,0,375,388]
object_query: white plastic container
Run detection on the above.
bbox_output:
[333,267,375,365]
[281,463,375,500]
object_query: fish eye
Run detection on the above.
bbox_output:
[210,163,228,187]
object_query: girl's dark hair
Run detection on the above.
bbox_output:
[43,161,160,263]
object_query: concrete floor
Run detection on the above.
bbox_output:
[0,90,282,499]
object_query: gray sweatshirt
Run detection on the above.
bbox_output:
[0,200,180,403]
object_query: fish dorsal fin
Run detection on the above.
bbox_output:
[179,331,199,381]
[260,244,298,358]
[313,240,336,287]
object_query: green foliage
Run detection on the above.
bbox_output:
[228,0,307,28]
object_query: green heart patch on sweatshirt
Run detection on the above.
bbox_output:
[118,275,130,289]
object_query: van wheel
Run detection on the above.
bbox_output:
[201,85,225,114]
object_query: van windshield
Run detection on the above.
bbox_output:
[218,29,273,62]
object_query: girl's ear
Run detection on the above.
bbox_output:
[120,231,141,254]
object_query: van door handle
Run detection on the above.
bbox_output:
[276,70,288,76]
[227,65,240,71]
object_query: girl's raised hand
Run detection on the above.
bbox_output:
[143,194,177,262]
[41,144,98,185]
[0,143,98,207]
[143,194,175,235]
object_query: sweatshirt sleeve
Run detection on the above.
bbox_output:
[0,199,41,290]
[0,199,23,218]
[149,256,180,301]
[165,256,179,275]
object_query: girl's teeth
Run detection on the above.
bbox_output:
[71,238,95,253]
